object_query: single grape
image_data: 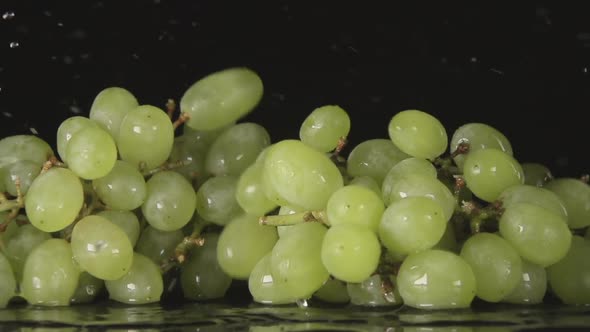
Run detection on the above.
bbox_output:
[346,139,409,185]
[0,252,16,308]
[1,160,41,196]
[236,162,277,216]
[498,184,567,220]
[381,157,437,204]
[502,259,547,305]
[388,110,448,160]
[521,162,552,187]
[545,178,590,229]
[313,278,350,304]
[66,125,118,180]
[347,274,403,307]
[326,185,385,232]
[96,210,141,247]
[56,116,98,163]
[89,87,139,139]
[105,252,163,304]
[3,224,51,282]
[181,67,264,131]
[92,160,147,211]
[248,253,296,305]
[449,122,512,170]
[396,249,476,309]
[348,176,381,197]
[299,105,351,152]
[195,175,243,226]
[135,226,184,266]
[547,236,590,305]
[0,135,54,169]
[432,221,459,253]
[25,167,84,232]
[70,272,105,304]
[462,148,524,202]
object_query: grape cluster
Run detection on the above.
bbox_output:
[1,67,589,310]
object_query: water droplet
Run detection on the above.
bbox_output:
[70,105,82,114]
[43,10,52,17]
[583,67,588,74]
[2,112,13,118]
[30,127,39,135]
[9,41,19,48]
[63,56,74,64]
[470,57,478,63]
[57,22,64,27]
[295,298,309,308]
[2,11,15,20]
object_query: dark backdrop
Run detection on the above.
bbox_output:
[1,1,589,177]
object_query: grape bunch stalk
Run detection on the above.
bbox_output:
[1,67,590,310]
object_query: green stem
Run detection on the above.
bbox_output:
[259,210,330,227]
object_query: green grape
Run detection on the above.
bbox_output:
[346,139,409,185]
[70,272,105,304]
[236,162,277,216]
[348,176,381,197]
[96,210,141,247]
[460,232,522,303]
[0,135,54,169]
[347,274,402,307]
[180,67,264,131]
[0,214,18,241]
[502,259,547,304]
[217,214,278,279]
[313,278,350,304]
[66,125,118,180]
[92,160,147,211]
[88,86,139,139]
[25,167,84,232]
[262,139,343,210]
[71,215,134,280]
[248,253,296,305]
[384,173,455,221]
[180,232,232,300]
[321,224,381,283]
[545,178,590,229]
[462,148,524,202]
[21,238,80,306]
[56,116,97,163]
[270,222,329,300]
[547,236,590,305]
[142,171,196,232]
[276,205,304,238]
[168,128,222,186]
[105,252,163,304]
[498,184,567,220]
[299,105,351,152]
[0,252,16,308]
[195,175,243,226]
[388,110,448,160]
[2,160,41,196]
[499,202,571,267]
[379,196,447,255]
[0,168,5,193]
[381,157,437,205]
[135,226,184,266]
[521,162,552,187]
[117,105,174,170]
[326,185,385,232]
[205,122,270,176]
[396,249,476,309]
[432,221,459,253]
[3,224,51,282]
[449,123,513,170]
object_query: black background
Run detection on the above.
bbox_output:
[1,1,589,177]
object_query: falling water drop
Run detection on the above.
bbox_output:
[9,41,19,48]
[2,11,15,20]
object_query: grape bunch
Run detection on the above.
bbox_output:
[1,66,589,310]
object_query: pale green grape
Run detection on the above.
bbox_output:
[499,203,571,267]
[276,205,304,238]
[321,224,381,283]
[217,214,278,279]
[66,125,118,180]
[384,173,455,221]
[92,160,147,211]
[397,249,476,309]
[0,214,17,241]
[460,232,522,303]
[299,105,351,152]
[502,259,547,304]
[313,278,350,304]
[89,87,139,139]
[521,162,552,187]
[70,272,105,304]
[270,222,329,300]
[462,148,524,202]
[180,67,263,131]
[71,215,134,280]
[0,168,5,193]
[432,221,459,253]
[25,167,84,232]
[379,196,447,255]
[205,122,270,176]
[236,162,277,216]
[545,178,590,229]
[117,105,174,170]
[388,110,448,160]
[2,160,41,196]
[0,252,16,308]
[347,274,402,307]
[348,176,381,197]
[195,175,243,226]
[3,224,51,282]
[248,253,296,305]
[262,139,343,210]
[56,116,97,163]
[142,170,196,231]
[21,238,80,306]
[498,184,567,220]
[450,123,512,170]
[346,139,409,185]
[105,252,163,304]
[547,236,590,305]
[180,232,232,300]
[96,210,141,247]
[135,226,184,266]
[381,157,437,204]
[326,185,385,232]
[0,135,54,169]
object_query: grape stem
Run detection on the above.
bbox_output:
[173,220,209,264]
[450,142,470,158]
[461,200,504,234]
[259,210,330,227]
[173,112,191,130]
[41,155,66,174]
[0,177,24,219]
[165,99,176,119]
[581,174,589,184]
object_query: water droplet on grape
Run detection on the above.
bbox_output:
[295,298,308,308]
